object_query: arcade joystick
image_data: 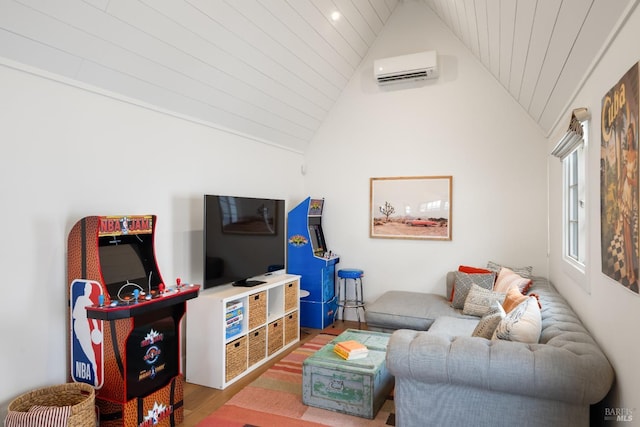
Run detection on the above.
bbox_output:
[176,278,182,288]
[98,294,105,307]
[133,289,139,301]
[159,282,165,295]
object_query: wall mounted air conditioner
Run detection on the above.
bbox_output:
[374,51,438,85]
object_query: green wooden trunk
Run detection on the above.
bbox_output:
[302,329,394,419]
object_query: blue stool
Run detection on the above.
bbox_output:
[335,268,366,326]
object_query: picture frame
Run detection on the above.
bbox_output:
[600,63,640,294]
[370,176,452,240]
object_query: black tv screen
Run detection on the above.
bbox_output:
[204,195,285,288]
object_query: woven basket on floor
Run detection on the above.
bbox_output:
[7,382,95,427]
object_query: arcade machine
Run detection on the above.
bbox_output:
[67,215,199,427]
[287,198,339,328]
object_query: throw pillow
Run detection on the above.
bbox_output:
[502,286,529,313]
[462,284,506,316]
[493,297,542,344]
[458,265,493,274]
[449,265,495,301]
[451,271,496,309]
[5,405,72,427]
[486,261,533,279]
[472,302,505,339]
[493,267,533,294]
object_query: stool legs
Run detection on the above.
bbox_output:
[334,276,366,327]
[355,277,365,323]
[333,280,343,324]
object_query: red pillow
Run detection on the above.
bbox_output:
[458,265,493,274]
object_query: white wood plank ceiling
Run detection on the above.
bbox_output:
[425,0,639,136]
[0,0,398,153]
[0,0,637,152]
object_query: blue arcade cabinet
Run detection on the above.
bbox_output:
[287,198,339,329]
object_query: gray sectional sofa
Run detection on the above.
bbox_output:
[366,273,614,427]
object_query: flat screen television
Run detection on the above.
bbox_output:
[204,194,286,289]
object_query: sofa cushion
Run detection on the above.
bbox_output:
[471,301,505,339]
[494,267,533,294]
[462,284,506,316]
[365,291,475,332]
[487,261,533,279]
[502,286,530,313]
[451,271,496,309]
[452,265,493,300]
[429,316,479,336]
[493,297,542,343]
[458,265,493,274]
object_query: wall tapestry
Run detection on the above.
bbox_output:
[601,62,639,294]
[370,176,452,240]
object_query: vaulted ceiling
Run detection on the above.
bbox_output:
[424,0,638,138]
[0,0,637,153]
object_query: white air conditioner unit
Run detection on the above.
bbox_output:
[374,51,438,85]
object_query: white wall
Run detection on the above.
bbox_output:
[547,3,640,424]
[0,62,304,414]
[304,2,549,304]
[4,0,635,423]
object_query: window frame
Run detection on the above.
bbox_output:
[560,120,589,291]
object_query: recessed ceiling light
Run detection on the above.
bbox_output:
[331,11,341,22]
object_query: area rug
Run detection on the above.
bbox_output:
[197,334,395,427]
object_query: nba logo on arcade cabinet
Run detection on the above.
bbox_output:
[70,279,104,388]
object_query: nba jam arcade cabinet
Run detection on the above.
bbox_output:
[67,215,199,427]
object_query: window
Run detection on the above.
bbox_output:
[552,108,589,291]
[564,140,586,265]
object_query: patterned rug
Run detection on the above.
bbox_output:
[196,334,395,427]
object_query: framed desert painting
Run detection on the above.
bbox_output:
[370,176,452,240]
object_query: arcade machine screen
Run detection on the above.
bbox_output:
[308,199,327,257]
[98,234,160,301]
[308,221,326,257]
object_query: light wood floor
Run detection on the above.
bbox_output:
[179,320,366,427]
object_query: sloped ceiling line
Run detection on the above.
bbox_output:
[532,0,595,124]
[0,0,636,149]
[422,0,636,137]
[0,0,399,152]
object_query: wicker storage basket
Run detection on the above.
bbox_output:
[225,335,248,382]
[284,311,299,345]
[6,382,95,427]
[267,318,284,356]
[248,291,267,330]
[284,281,298,312]
[248,326,267,367]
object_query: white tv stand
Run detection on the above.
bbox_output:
[185,273,300,389]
